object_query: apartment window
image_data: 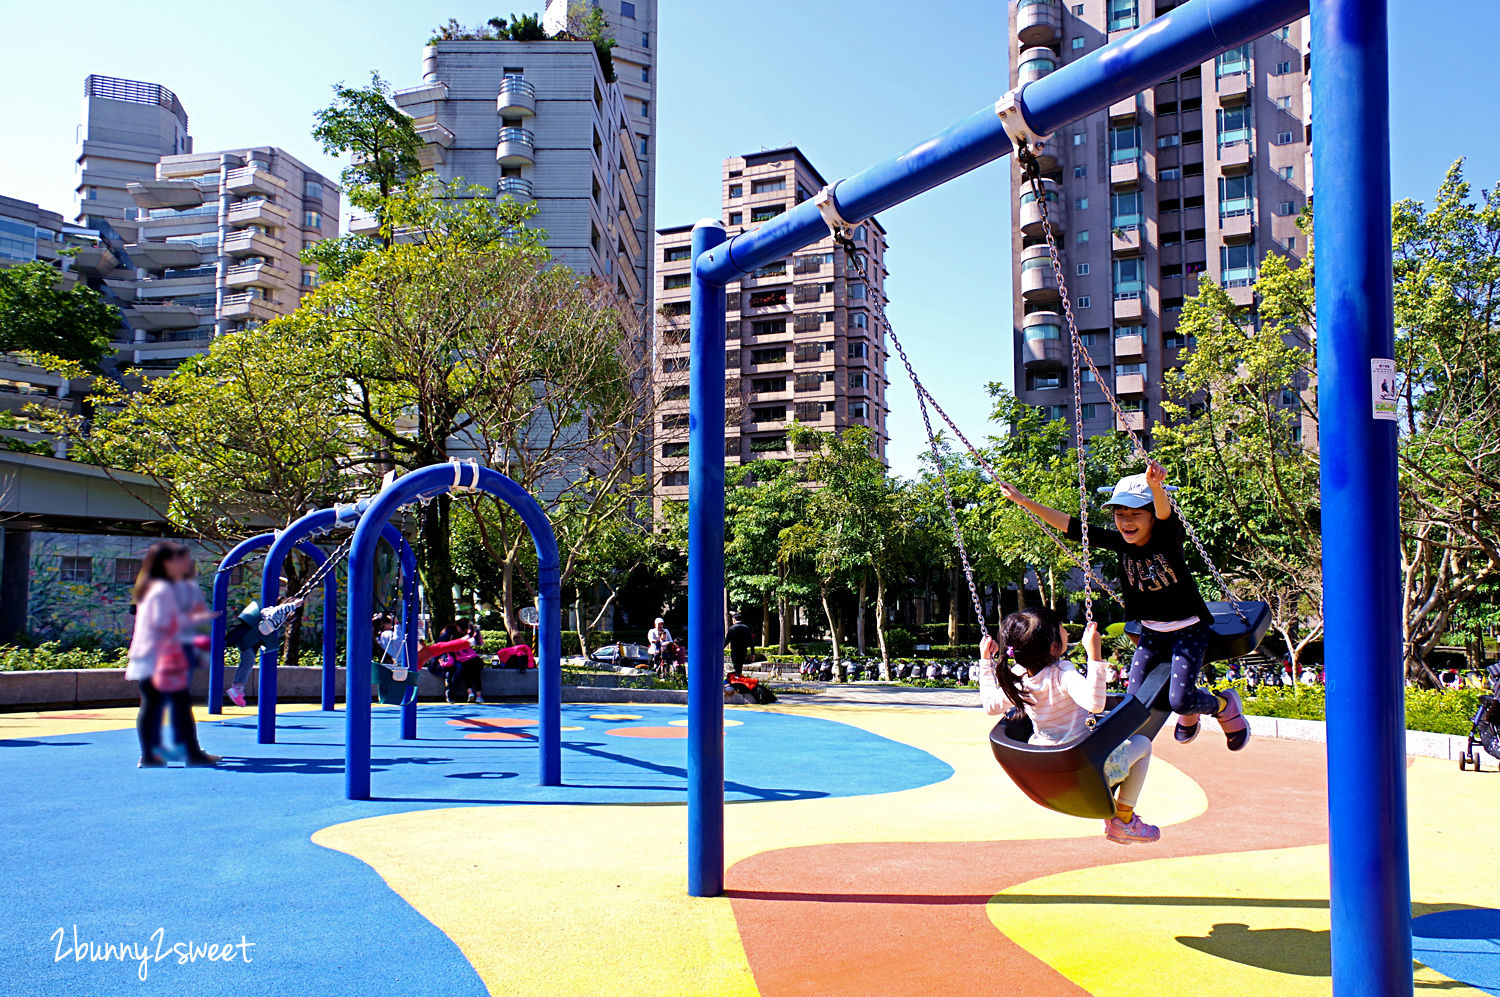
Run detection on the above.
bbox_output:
[1275,131,1295,146]
[1278,26,1291,39]
[1081,403,1098,420]
[1019,52,1057,77]
[1074,165,1087,178]
[751,177,787,194]
[663,273,690,290]
[1274,61,1293,75]
[1077,295,1092,308]
[1027,372,1063,391]
[849,401,869,420]
[1117,362,1147,376]
[794,313,822,331]
[848,342,868,360]
[753,376,787,393]
[113,558,141,585]
[1107,0,1139,30]
[1221,243,1257,285]
[303,210,322,229]
[1217,105,1251,147]
[59,556,92,583]
[1081,365,1101,383]
[752,260,786,278]
[750,205,785,223]
[1076,263,1090,276]
[1215,44,1249,77]
[1116,324,1147,343]
[851,312,869,329]
[661,413,689,431]
[661,357,689,373]
[749,289,785,308]
[1071,3,1083,12]
[1024,321,1062,342]
[1111,188,1144,228]
[852,225,868,242]
[1219,174,1253,216]
[662,384,691,401]
[639,136,649,157]
[1157,134,1180,149]
[849,371,869,389]
[664,246,690,262]
[1075,196,1089,210]
[849,284,867,299]
[1275,200,1296,216]
[1276,96,1292,110]
[1113,257,1144,297]
[1073,132,1087,146]
[1278,166,1295,181]
[752,318,786,335]
[641,66,650,83]
[303,180,324,200]
[1159,167,1181,181]
[728,212,742,225]
[663,471,688,487]
[1110,124,1142,164]
[638,100,650,118]
[301,270,316,288]
[752,405,787,424]
[620,0,635,16]
[1283,236,1297,252]
[1072,37,1086,50]
[728,184,742,199]
[751,347,787,365]
[661,301,690,317]
[662,442,689,458]
[1077,230,1090,243]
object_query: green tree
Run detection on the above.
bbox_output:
[726,459,812,654]
[0,262,117,368]
[310,72,425,250]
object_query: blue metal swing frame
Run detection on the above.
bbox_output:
[683,0,1409,992]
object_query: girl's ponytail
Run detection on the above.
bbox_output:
[993,642,1032,707]
[996,606,1066,710]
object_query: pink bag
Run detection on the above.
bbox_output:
[154,641,190,693]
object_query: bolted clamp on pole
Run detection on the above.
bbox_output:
[995,86,1052,158]
[813,183,861,243]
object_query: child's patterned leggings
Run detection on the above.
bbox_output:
[1126,622,1219,716]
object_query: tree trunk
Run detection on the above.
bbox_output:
[948,566,960,645]
[502,550,518,643]
[575,590,589,658]
[421,496,456,634]
[760,597,771,656]
[776,594,790,653]
[875,567,890,680]
[1047,567,1057,613]
[856,572,867,655]
[821,584,842,682]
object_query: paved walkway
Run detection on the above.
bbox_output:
[776,681,981,710]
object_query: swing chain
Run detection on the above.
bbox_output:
[1018,145,1248,624]
[285,530,357,605]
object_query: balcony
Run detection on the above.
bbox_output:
[1116,373,1146,395]
[128,178,205,211]
[225,166,286,197]
[1220,211,1253,241]
[1117,410,1147,432]
[1110,158,1141,187]
[224,262,283,289]
[226,198,289,229]
[496,127,536,167]
[1019,246,1060,302]
[1015,0,1061,47]
[126,240,204,272]
[127,302,209,331]
[1017,46,1058,85]
[1113,294,1144,321]
[1109,94,1141,121]
[70,244,118,275]
[1218,141,1252,171]
[1114,334,1144,359]
[415,121,455,169]
[1227,283,1255,307]
[496,176,534,203]
[496,76,536,116]
[1018,178,1062,237]
[1112,226,1142,254]
[221,292,276,323]
[1216,72,1250,103]
[223,229,279,259]
[1022,312,1066,371]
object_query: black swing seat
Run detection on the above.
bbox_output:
[989,666,1172,820]
[1124,600,1272,662]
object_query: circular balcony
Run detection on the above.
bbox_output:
[1020,244,1061,302]
[496,176,534,203]
[1022,311,1067,370]
[497,76,536,117]
[496,127,536,167]
[1019,178,1063,237]
[1017,46,1059,85]
[1016,0,1062,47]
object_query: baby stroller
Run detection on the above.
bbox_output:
[1459,662,1500,772]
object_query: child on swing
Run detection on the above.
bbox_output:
[997,459,1249,751]
[980,608,1159,844]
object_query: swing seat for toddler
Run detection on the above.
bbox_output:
[1123,600,1272,662]
[372,658,419,705]
[989,666,1171,819]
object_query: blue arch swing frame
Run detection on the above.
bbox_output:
[683,1,1409,993]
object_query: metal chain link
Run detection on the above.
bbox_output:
[838,234,1122,628]
[286,531,356,604]
[1018,146,1247,623]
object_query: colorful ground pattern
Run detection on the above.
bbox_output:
[0,699,1495,995]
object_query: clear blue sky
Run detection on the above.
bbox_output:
[2,0,1497,477]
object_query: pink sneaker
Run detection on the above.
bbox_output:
[1104,815,1161,844]
[228,684,246,708]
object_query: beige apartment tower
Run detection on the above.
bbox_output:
[653,148,890,511]
[1010,0,1310,438]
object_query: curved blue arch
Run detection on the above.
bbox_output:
[256,508,417,744]
[209,534,337,714]
[344,461,561,800]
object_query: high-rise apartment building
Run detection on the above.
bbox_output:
[652,149,890,512]
[388,4,654,311]
[1009,0,1310,438]
[74,76,192,235]
[114,148,340,369]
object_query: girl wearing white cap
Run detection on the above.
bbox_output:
[997,459,1249,751]
[647,617,673,671]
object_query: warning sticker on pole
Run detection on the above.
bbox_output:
[1371,359,1398,421]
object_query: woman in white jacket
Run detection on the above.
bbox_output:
[127,542,218,768]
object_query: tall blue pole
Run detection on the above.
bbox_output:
[1313,0,1411,992]
[687,218,728,898]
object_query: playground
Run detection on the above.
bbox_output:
[0,698,1494,996]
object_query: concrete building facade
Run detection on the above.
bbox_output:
[389,12,653,311]
[1009,0,1311,439]
[74,75,192,236]
[652,148,890,512]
